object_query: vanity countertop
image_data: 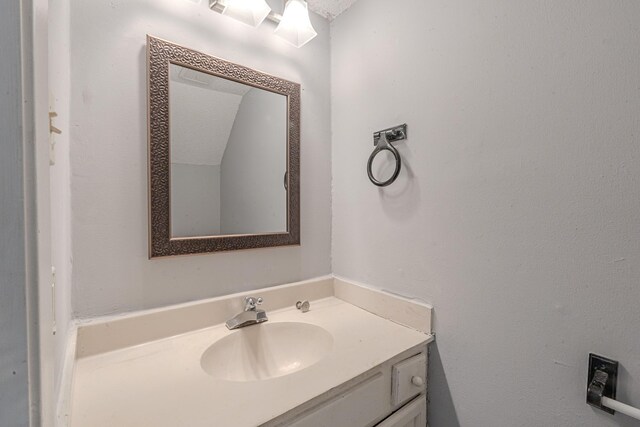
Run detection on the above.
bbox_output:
[70,296,432,427]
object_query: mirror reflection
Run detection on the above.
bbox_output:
[169,63,287,238]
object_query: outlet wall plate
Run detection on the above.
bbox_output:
[587,353,618,414]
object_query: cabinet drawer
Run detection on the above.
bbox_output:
[376,395,427,427]
[288,373,389,427]
[391,353,427,407]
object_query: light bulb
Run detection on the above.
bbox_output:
[274,0,317,48]
[221,0,272,28]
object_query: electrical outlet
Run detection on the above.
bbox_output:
[587,353,618,414]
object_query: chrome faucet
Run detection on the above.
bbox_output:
[225,296,268,330]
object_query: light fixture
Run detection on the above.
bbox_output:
[273,0,317,48]
[210,0,272,28]
[210,0,318,48]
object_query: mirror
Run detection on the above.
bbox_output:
[169,64,287,237]
[147,36,300,257]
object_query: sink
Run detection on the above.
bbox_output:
[201,322,333,382]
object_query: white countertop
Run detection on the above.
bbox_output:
[71,296,431,427]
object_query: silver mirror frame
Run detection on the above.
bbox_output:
[147,35,300,258]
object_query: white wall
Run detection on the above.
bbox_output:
[220,88,287,234]
[69,0,331,317]
[331,1,640,426]
[49,0,74,405]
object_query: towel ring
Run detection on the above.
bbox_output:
[367,130,402,187]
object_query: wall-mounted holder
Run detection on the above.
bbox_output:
[373,124,407,146]
[587,353,640,420]
[367,124,407,187]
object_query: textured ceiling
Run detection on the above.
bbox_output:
[307,0,359,20]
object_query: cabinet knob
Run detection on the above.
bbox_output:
[411,376,424,387]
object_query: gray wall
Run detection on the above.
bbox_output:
[171,163,221,237]
[0,1,38,426]
[68,0,331,317]
[331,1,640,426]
[220,88,287,234]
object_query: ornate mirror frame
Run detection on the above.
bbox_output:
[147,35,300,258]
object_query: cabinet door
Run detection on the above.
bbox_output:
[376,394,426,427]
[288,373,389,427]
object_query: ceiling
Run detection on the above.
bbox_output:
[306,0,359,20]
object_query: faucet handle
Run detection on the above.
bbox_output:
[244,296,263,311]
[296,300,310,313]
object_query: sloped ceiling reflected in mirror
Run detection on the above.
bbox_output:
[169,64,250,167]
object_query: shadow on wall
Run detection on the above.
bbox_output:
[428,342,639,427]
[429,341,461,427]
[377,145,421,222]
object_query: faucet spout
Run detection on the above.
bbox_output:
[225,296,268,330]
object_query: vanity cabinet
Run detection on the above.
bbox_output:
[263,345,429,427]
[69,282,433,427]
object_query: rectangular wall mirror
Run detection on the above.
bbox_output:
[147,36,300,257]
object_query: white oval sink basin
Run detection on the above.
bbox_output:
[201,322,333,382]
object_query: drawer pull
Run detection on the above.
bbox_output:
[411,376,424,387]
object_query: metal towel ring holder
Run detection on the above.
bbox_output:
[367,124,407,187]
